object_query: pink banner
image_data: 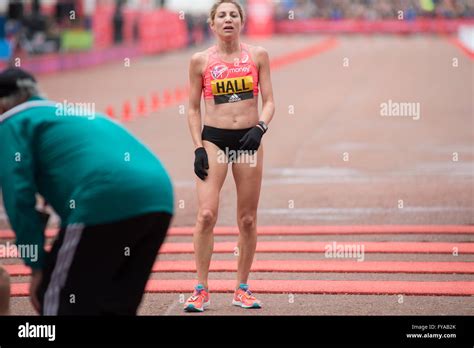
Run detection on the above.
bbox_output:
[139,10,187,54]
[92,3,114,49]
[276,19,474,34]
[247,0,275,37]
[0,9,188,74]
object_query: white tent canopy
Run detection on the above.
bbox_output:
[165,0,216,15]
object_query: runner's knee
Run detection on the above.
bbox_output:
[197,208,217,228]
[238,214,256,231]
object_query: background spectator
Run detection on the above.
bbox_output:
[274,0,474,21]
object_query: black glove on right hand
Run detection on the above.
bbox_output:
[194,147,209,180]
[239,126,264,152]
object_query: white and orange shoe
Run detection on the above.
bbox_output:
[232,283,262,309]
[184,284,210,312]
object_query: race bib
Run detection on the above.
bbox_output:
[211,76,254,104]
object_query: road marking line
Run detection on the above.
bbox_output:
[1,225,473,239]
[10,279,474,296]
[4,260,473,276]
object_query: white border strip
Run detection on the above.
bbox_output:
[0,100,56,123]
[43,223,84,316]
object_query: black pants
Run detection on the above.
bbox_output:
[37,212,172,315]
[202,125,253,152]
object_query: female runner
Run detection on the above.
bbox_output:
[185,0,275,312]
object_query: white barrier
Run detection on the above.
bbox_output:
[459,25,474,52]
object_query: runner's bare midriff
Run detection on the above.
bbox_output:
[203,95,259,130]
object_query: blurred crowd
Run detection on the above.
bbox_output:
[1,0,472,61]
[0,0,206,60]
[275,0,474,20]
[1,0,88,57]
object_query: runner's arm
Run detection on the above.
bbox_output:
[187,53,205,150]
[256,47,275,127]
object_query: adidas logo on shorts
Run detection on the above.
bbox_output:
[228,94,242,103]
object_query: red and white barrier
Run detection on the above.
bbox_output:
[139,10,187,54]
[458,25,474,52]
[276,19,474,35]
[246,0,275,37]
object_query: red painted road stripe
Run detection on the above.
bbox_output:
[154,259,474,273]
[3,241,474,254]
[449,37,474,60]
[169,225,474,235]
[1,225,473,239]
[270,37,338,70]
[10,279,474,297]
[4,260,473,276]
[158,241,474,254]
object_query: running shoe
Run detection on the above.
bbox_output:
[184,284,210,312]
[232,283,262,309]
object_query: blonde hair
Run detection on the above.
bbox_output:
[208,0,245,25]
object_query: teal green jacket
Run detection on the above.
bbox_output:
[0,97,174,269]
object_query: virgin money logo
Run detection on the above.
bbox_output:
[229,66,251,74]
[211,64,229,79]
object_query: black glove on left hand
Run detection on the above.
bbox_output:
[239,126,264,152]
[194,147,209,180]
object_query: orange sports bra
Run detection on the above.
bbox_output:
[203,43,259,105]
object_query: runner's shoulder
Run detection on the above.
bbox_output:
[247,45,269,64]
[190,49,212,66]
[190,49,211,74]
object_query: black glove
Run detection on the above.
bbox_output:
[239,126,264,152]
[194,147,209,180]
